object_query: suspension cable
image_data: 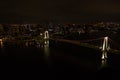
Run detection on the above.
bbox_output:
[81,37,104,43]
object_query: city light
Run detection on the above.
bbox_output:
[0,39,3,48]
[40,33,43,36]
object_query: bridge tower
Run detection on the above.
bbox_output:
[44,31,49,39]
[44,31,49,45]
[101,36,110,59]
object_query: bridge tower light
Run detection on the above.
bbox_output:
[101,36,110,59]
[44,31,49,45]
[44,31,49,39]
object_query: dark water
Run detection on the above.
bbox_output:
[0,42,120,80]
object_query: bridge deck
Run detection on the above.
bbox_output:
[50,38,120,54]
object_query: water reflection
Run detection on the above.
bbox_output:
[101,51,107,60]
[101,51,108,68]
[44,40,49,46]
[25,40,44,48]
[101,59,107,68]
[44,40,49,53]
[44,40,50,61]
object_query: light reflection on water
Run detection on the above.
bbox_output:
[101,59,107,68]
[43,40,52,65]
[44,40,50,58]
[1,39,119,73]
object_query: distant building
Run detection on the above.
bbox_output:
[0,24,4,35]
[10,24,20,36]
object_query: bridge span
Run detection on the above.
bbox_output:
[50,37,120,55]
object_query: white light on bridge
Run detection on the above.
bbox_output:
[101,36,110,60]
[105,36,108,40]
[102,36,108,51]
[44,31,49,39]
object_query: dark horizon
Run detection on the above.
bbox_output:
[0,15,120,24]
[0,0,120,24]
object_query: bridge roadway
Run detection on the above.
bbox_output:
[50,38,120,54]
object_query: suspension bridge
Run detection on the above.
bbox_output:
[1,30,120,60]
[50,36,120,59]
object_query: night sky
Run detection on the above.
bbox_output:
[0,0,120,23]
